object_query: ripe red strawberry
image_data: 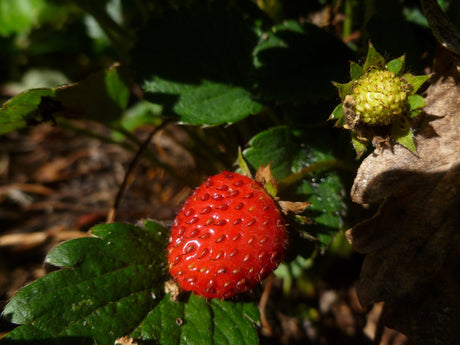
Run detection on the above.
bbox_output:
[167,171,289,299]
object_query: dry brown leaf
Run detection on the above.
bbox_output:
[114,336,138,345]
[278,200,311,215]
[346,51,460,344]
[255,163,278,192]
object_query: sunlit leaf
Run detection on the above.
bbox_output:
[0,88,56,135]
[2,221,168,345]
[0,0,46,36]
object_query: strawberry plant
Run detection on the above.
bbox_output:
[0,0,458,344]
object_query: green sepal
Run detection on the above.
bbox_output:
[351,132,368,158]
[410,109,422,117]
[403,73,430,93]
[408,94,426,111]
[335,114,346,127]
[264,180,278,199]
[386,55,405,75]
[237,147,253,178]
[329,103,344,122]
[349,61,363,80]
[362,43,385,72]
[332,80,354,100]
[392,118,417,154]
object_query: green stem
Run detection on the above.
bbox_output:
[108,123,145,147]
[343,0,354,39]
[278,159,348,191]
[107,119,171,222]
[58,118,137,153]
[58,118,188,186]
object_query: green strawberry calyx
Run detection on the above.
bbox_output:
[330,43,430,158]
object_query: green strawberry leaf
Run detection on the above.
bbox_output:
[1,221,169,345]
[362,43,386,72]
[209,298,260,345]
[55,65,130,124]
[131,3,262,126]
[0,88,56,135]
[243,126,347,249]
[295,173,345,247]
[386,55,406,75]
[0,66,131,136]
[132,294,259,345]
[243,126,300,180]
[1,220,261,345]
[180,294,214,345]
[131,295,185,345]
[142,78,262,126]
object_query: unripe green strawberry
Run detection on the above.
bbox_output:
[167,171,289,299]
[352,70,409,125]
[331,43,430,157]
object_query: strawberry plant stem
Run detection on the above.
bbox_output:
[343,0,354,39]
[278,159,348,191]
[107,119,173,223]
[259,273,275,337]
[58,118,138,153]
[59,118,185,185]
